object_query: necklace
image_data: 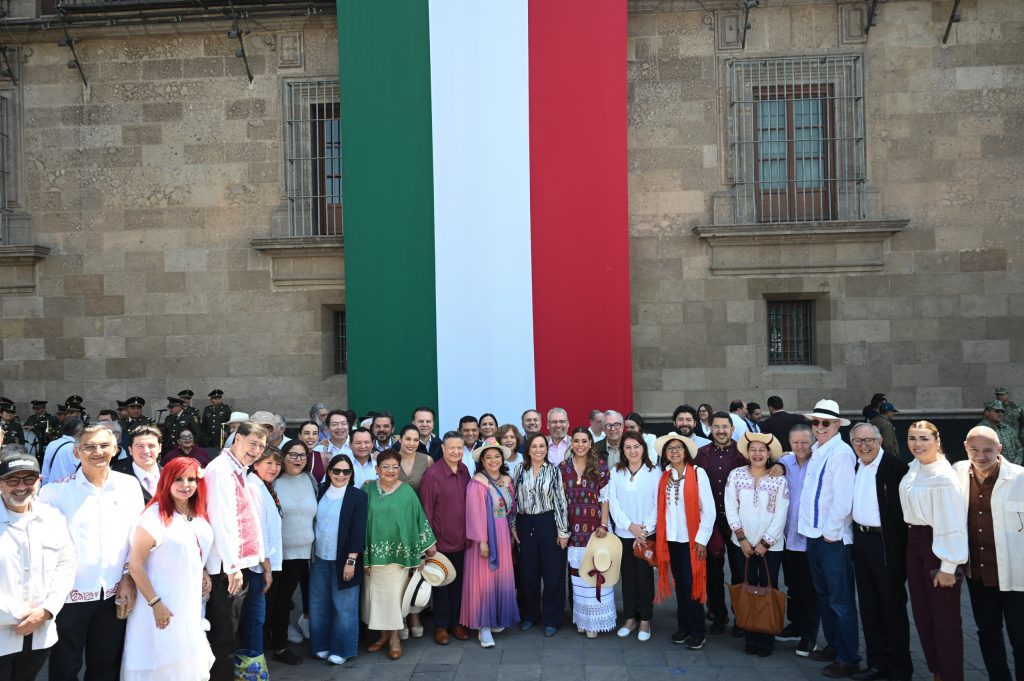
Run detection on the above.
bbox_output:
[175,505,193,521]
[376,481,398,497]
[666,468,685,505]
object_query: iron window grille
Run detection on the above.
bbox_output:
[0,95,9,244]
[767,300,814,366]
[333,309,347,375]
[728,56,867,224]
[284,79,342,237]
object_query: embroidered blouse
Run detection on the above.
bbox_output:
[363,481,436,567]
[559,458,610,548]
[724,466,790,550]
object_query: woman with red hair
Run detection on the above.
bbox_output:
[122,457,216,681]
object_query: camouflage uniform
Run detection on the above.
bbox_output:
[979,408,1023,466]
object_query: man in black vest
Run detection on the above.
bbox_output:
[848,422,911,681]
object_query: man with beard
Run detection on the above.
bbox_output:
[545,408,571,466]
[672,405,711,450]
[371,412,396,452]
[0,448,76,681]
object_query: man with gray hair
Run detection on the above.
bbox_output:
[0,446,76,680]
[849,422,911,681]
[546,408,571,465]
[595,410,625,467]
[953,425,1024,681]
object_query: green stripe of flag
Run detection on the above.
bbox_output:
[339,0,438,420]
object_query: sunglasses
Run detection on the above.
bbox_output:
[810,419,834,428]
[330,467,353,476]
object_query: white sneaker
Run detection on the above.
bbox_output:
[638,628,651,642]
[296,614,310,640]
[479,628,495,649]
[315,651,329,660]
[327,655,345,665]
[287,625,304,644]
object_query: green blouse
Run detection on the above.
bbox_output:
[363,481,437,567]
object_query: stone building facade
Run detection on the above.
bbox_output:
[0,0,1021,422]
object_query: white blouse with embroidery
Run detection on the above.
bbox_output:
[724,466,790,551]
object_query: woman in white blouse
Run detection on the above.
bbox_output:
[899,421,968,681]
[608,431,660,642]
[652,433,715,649]
[725,432,789,657]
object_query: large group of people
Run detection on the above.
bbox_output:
[0,392,1022,681]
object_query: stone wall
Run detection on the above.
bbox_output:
[0,19,346,419]
[628,0,1024,416]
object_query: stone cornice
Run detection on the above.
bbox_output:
[250,235,343,290]
[629,0,857,13]
[0,243,50,294]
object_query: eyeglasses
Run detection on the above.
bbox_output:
[2,475,39,487]
[286,453,308,460]
[379,464,400,472]
[664,444,685,453]
[851,438,878,446]
[80,443,115,453]
[330,467,352,476]
[179,436,194,441]
[811,419,834,428]
[604,423,623,430]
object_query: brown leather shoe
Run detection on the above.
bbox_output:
[451,625,471,641]
[434,628,450,645]
[367,635,388,653]
[387,641,403,660]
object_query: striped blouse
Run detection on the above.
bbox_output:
[512,462,570,538]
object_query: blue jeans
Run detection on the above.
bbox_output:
[237,569,267,655]
[807,537,861,666]
[309,558,360,659]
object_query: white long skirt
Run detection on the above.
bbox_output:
[568,546,616,632]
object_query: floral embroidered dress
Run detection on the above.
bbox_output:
[460,478,519,629]
[559,458,615,632]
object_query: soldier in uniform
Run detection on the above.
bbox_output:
[64,394,90,425]
[160,396,201,452]
[116,399,128,421]
[978,400,1024,465]
[118,396,153,445]
[995,386,1024,446]
[201,388,231,449]
[177,389,202,425]
[23,400,59,459]
[0,400,26,445]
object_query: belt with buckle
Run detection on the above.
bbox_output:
[854,524,882,534]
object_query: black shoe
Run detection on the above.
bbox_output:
[822,662,861,678]
[757,649,772,658]
[670,630,688,645]
[796,640,818,657]
[775,626,801,642]
[731,625,745,638]
[809,645,838,662]
[744,644,758,655]
[709,621,725,636]
[272,648,303,666]
[850,668,887,681]
[684,635,706,650]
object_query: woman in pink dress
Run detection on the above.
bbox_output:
[461,438,520,648]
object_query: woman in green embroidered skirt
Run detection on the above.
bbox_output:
[362,448,437,660]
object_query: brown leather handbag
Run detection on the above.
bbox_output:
[729,556,787,635]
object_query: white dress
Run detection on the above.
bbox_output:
[122,506,216,681]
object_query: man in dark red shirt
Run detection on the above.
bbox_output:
[693,412,746,635]
[419,431,472,645]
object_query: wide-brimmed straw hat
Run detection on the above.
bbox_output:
[471,437,512,462]
[401,571,432,616]
[653,433,699,460]
[420,552,457,587]
[804,399,851,427]
[737,432,784,462]
[579,532,622,589]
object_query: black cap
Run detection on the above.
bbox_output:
[57,404,67,414]
[116,400,127,408]
[65,395,84,405]
[31,400,47,408]
[167,397,184,408]
[178,389,194,398]
[126,397,145,408]
[0,403,15,414]
[64,403,82,414]
[871,393,886,401]
[0,397,11,406]
[208,389,224,398]
[0,452,40,478]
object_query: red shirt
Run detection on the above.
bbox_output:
[419,460,471,553]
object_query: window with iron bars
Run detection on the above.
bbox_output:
[333,309,347,375]
[284,79,341,237]
[0,95,10,244]
[727,56,866,224]
[767,300,814,366]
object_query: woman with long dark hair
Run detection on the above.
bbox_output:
[696,404,714,440]
[559,427,614,637]
[123,457,215,680]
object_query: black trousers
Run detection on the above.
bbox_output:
[265,559,309,650]
[49,597,125,681]
[706,520,743,622]
[668,541,705,636]
[619,536,655,622]
[852,530,913,680]
[207,572,239,681]
[782,548,820,644]
[517,512,567,628]
[967,579,1024,681]
[0,635,49,681]
[431,550,465,629]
